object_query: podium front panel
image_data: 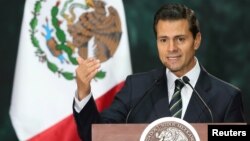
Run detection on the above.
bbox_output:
[92,124,207,141]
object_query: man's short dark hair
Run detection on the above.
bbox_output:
[153,3,200,38]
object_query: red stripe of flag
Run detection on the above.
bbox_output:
[28,81,125,141]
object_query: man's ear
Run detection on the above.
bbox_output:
[194,32,201,50]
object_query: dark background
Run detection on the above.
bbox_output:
[1,0,249,140]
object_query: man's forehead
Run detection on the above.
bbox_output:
[156,20,191,36]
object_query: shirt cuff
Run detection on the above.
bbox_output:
[74,91,92,113]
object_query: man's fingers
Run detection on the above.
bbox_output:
[76,58,101,82]
[85,58,100,67]
[86,61,101,81]
[77,57,84,64]
[87,68,99,81]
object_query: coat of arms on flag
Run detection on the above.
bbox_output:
[31,0,124,80]
[10,0,132,140]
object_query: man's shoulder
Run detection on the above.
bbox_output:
[128,67,164,80]
[205,70,241,94]
[124,67,165,86]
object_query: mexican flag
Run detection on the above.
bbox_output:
[9,0,132,140]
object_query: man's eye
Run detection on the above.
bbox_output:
[160,38,167,43]
[177,37,185,42]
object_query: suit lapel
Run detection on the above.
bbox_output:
[150,68,171,119]
[183,67,213,122]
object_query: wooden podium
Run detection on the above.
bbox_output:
[92,124,208,141]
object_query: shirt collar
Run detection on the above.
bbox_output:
[166,57,201,89]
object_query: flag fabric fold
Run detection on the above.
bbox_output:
[10,0,132,140]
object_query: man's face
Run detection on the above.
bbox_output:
[156,19,201,77]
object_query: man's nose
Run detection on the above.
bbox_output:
[168,40,178,52]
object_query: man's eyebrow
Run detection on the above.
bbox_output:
[158,35,186,39]
[175,35,186,37]
[172,35,186,39]
[157,36,169,38]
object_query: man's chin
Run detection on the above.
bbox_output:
[166,65,181,72]
[170,69,181,73]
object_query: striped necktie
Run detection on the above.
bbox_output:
[169,79,184,118]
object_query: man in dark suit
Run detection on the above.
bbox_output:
[73,3,245,141]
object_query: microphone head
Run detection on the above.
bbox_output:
[182,76,190,84]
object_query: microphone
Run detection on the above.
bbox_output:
[125,76,162,123]
[182,76,214,123]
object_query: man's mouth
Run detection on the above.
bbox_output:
[167,55,181,60]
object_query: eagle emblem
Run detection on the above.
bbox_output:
[30,0,122,80]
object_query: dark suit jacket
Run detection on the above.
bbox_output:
[73,66,245,141]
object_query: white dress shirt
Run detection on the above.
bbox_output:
[74,92,91,113]
[167,58,200,119]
